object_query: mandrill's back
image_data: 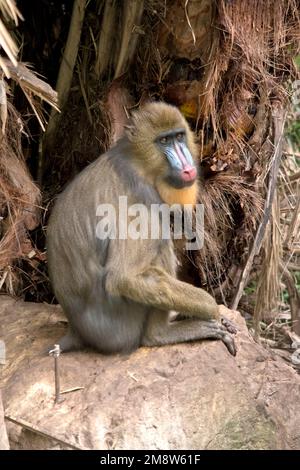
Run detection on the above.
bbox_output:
[47,153,121,310]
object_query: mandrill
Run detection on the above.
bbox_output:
[47,102,236,355]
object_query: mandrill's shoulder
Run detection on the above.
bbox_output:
[104,142,162,207]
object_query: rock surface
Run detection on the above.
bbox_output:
[0,295,300,450]
[0,391,9,450]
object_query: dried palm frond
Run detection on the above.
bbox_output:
[0,3,58,287]
[2,59,59,131]
[196,173,264,295]
[254,193,282,329]
[0,0,23,75]
[0,103,41,278]
[0,3,58,129]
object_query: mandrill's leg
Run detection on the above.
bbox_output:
[141,310,236,356]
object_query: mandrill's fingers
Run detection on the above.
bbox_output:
[221,316,238,335]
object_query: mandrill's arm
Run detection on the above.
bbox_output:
[107,265,219,320]
[105,238,220,322]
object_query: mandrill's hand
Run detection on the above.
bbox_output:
[216,305,238,356]
[221,316,238,335]
[218,305,239,334]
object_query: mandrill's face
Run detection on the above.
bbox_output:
[155,127,197,189]
[127,102,199,206]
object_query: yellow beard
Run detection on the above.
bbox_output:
[156,180,198,206]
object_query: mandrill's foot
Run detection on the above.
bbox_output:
[197,320,237,356]
[220,331,237,356]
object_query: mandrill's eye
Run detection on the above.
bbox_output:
[176,132,185,142]
[159,136,168,144]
